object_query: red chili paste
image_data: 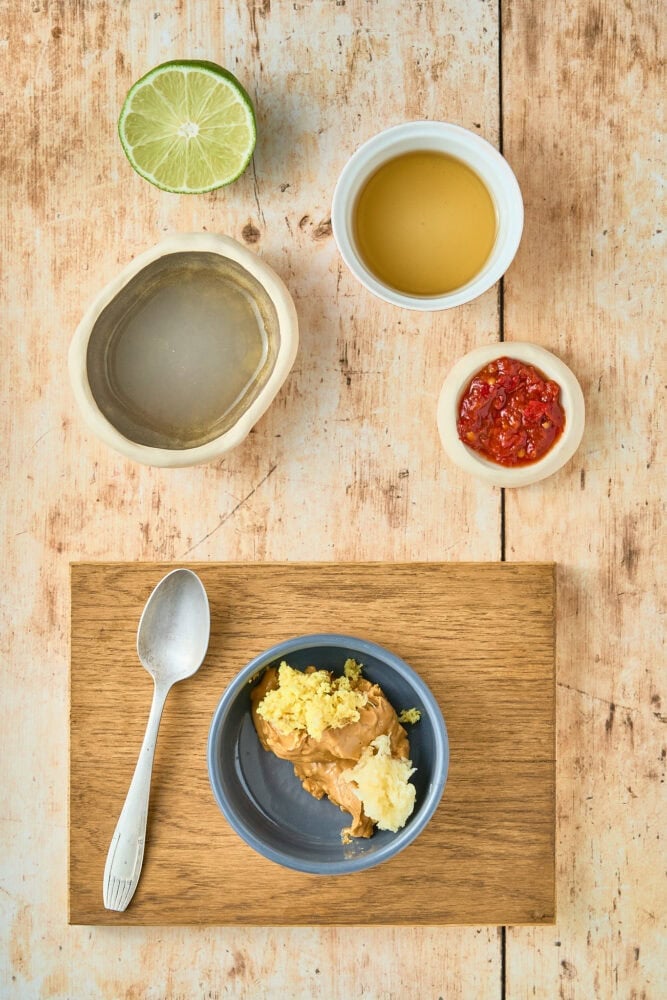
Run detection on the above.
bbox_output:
[457,356,565,467]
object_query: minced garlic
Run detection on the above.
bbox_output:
[342,734,416,832]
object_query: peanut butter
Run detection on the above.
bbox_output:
[251,664,412,839]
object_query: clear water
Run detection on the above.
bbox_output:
[87,252,280,449]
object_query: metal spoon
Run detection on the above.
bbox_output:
[103,569,210,911]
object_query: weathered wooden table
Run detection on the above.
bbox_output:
[2,1,663,997]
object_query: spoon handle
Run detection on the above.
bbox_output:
[103,681,170,911]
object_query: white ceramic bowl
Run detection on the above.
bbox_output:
[69,233,299,468]
[331,121,524,311]
[437,342,585,487]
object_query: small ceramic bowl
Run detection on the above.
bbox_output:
[331,120,523,310]
[437,342,585,487]
[68,233,298,468]
[207,633,449,875]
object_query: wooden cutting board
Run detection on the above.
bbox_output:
[69,562,555,926]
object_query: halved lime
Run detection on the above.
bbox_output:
[118,60,256,194]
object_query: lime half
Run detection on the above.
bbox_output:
[118,60,256,194]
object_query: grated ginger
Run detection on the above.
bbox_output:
[256,660,368,741]
[343,657,363,681]
[398,708,422,724]
[342,734,416,832]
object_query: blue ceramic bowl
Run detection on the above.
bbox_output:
[207,633,449,874]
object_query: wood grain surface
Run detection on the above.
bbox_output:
[501,2,666,998]
[70,562,555,927]
[1,0,663,997]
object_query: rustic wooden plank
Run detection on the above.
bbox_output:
[0,0,510,997]
[70,561,555,926]
[502,0,665,997]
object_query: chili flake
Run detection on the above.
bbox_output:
[457,356,565,467]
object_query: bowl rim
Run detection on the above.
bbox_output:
[206,632,449,875]
[331,120,524,312]
[436,341,586,486]
[68,232,299,468]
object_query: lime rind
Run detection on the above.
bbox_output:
[118,60,257,194]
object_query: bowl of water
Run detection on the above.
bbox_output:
[69,233,298,467]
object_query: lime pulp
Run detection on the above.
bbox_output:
[118,60,256,194]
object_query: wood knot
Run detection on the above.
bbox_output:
[242,222,261,244]
[312,218,332,241]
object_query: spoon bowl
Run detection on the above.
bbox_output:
[137,568,211,682]
[103,568,210,911]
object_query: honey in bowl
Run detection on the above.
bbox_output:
[353,150,497,296]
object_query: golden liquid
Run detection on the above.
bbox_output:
[353,151,497,296]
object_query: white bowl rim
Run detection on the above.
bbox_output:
[331,120,524,311]
[436,342,586,487]
[206,632,449,875]
[68,232,299,468]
